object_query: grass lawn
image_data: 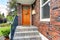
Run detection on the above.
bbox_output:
[0,23,11,36]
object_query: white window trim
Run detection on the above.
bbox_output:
[40,0,50,22]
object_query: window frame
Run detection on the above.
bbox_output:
[40,0,50,22]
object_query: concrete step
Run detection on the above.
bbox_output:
[14,32,39,37]
[13,37,41,40]
[13,26,41,40]
[15,30,38,33]
[15,28,38,32]
[15,26,38,32]
[13,35,40,39]
[15,31,39,34]
[13,38,40,40]
[16,26,37,29]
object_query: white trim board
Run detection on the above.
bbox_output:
[39,32,49,40]
[40,0,50,22]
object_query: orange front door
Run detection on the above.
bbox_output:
[22,5,31,26]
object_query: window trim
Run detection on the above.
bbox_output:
[40,0,50,22]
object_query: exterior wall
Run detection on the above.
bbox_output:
[50,0,60,25]
[17,4,22,25]
[17,0,60,40]
[32,0,40,26]
[32,0,60,40]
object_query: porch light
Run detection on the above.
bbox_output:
[32,10,36,15]
[16,0,35,5]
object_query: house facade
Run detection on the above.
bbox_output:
[16,0,60,40]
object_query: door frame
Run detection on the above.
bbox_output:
[21,5,32,26]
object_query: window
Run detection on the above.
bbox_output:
[40,0,50,21]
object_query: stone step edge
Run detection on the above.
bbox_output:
[15,29,38,31]
[16,26,37,29]
[13,35,40,39]
[15,31,39,33]
[14,35,40,37]
[16,28,38,30]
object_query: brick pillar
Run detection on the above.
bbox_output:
[32,0,40,26]
[50,0,60,25]
[17,4,22,26]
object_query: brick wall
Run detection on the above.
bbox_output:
[17,0,60,40]
[32,0,60,40]
[17,4,22,25]
[50,0,60,25]
[32,0,40,26]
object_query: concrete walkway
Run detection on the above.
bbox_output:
[0,36,5,40]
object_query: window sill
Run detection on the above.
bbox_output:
[40,18,50,22]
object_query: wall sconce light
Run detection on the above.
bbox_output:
[32,10,36,15]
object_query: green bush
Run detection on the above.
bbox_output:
[0,23,11,27]
[6,15,14,22]
[0,27,11,36]
[1,28,10,37]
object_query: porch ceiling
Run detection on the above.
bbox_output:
[16,0,35,5]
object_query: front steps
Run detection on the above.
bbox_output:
[13,26,41,40]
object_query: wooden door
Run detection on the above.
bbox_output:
[22,5,31,26]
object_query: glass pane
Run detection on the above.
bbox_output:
[42,3,50,19]
[42,0,48,4]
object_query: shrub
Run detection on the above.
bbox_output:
[0,23,11,27]
[6,15,14,22]
[1,28,10,38]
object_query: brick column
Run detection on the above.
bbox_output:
[17,4,22,26]
[32,0,40,26]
